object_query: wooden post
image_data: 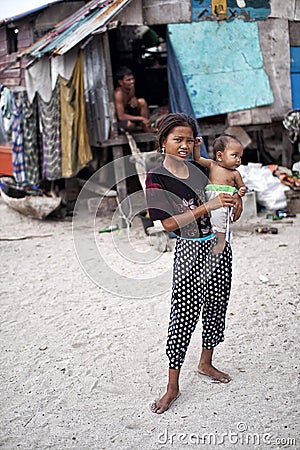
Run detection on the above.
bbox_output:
[102,32,118,139]
[282,131,294,169]
[103,32,128,226]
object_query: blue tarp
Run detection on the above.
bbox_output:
[168,20,274,119]
[167,35,208,158]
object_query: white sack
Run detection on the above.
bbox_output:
[238,163,289,211]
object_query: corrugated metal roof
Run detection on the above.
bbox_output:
[0,1,63,25]
[20,0,132,59]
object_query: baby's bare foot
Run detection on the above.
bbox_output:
[212,242,225,255]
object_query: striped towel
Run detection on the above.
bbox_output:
[23,92,41,186]
[11,93,27,184]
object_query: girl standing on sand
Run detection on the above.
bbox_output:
[145,113,242,414]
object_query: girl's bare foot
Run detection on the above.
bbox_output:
[198,362,231,383]
[151,390,181,414]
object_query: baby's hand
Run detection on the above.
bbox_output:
[194,137,203,148]
[193,137,203,160]
[238,186,247,197]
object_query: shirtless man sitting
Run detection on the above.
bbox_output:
[114,66,152,133]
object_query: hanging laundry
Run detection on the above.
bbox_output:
[51,47,77,90]
[25,58,52,104]
[23,92,41,186]
[0,85,13,132]
[0,108,7,143]
[60,51,92,178]
[283,109,300,143]
[60,75,74,178]
[11,93,27,184]
[38,78,62,180]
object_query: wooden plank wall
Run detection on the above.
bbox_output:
[0,23,31,87]
[0,2,83,89]
[228,18,293,126]
[228,0,297,126]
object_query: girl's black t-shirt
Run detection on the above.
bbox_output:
[145,161,212,238]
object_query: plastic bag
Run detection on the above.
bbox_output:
[238,163,289,211]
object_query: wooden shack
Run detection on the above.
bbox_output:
[0,1,85,87]
[0,0,299,202]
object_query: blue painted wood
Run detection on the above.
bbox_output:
[168,20,274,118]
[191,0,271,21]
[291,47,300,73]
[290,47,300,109]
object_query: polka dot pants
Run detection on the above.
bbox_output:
[167,238,232,370]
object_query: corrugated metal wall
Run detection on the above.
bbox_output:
[84,34,110,145]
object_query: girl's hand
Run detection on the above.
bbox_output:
[231,193,243,221]
[205,193,235,212]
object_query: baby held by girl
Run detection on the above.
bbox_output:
[194,134,246,254]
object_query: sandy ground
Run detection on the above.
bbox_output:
[0,194,299,450]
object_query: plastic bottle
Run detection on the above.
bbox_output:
[98,224,119,233]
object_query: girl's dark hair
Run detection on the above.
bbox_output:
[156,113,198,150]
[212,134,242,154]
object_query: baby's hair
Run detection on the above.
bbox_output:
[156,113,198,151]
[212,134,243,155]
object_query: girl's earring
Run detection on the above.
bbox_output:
[161,146,166,154]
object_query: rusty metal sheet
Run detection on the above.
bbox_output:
[20,0,133,59]
[83,34,110,145]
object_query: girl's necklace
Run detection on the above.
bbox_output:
[163,161,189,179]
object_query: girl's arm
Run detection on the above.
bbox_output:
[161,193,235,232]
[193,137,213,169]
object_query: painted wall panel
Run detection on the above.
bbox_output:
[168,20,273,118]
[290,47,300,109]
[291,74,300,109]
[192,0,271,21]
